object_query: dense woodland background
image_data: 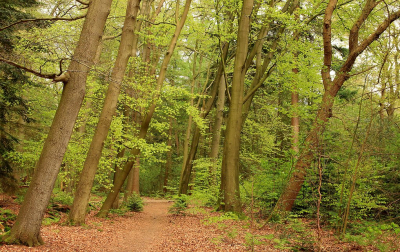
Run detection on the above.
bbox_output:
[0,0,400,248]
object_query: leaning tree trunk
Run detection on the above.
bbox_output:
[275,0,400,212]
[97,0,193,217]
[68,0,141,225]
[2,0,113,246]
[219,0,253,213]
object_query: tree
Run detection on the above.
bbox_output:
[69,0,141,226]
[2,0,113,246]
[275,0,400,212]
[219,0,254,212]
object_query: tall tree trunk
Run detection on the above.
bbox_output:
[68,0,141,225]
[275,0,400,212]
[97,0,193,217]
[209,74,226,185]
[2,0,113,246]
[181,52,197,180]
[219,0,254,213]
[163,117,173,194]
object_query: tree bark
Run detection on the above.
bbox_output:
[209,74,226,185]
[163,117,173,194]
[219,0,254,213]
[2,0,113,246]
[68,0,141,225]
[97,0,192,217]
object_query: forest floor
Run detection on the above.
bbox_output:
[0,195,399,251]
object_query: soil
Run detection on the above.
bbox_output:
[0,196,399,251]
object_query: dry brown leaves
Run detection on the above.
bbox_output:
[0,196,399,251]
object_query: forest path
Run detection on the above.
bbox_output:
[105,198,172,252]
[0,195,375,251]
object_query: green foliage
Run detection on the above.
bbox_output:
[0,208,17,232]
[50,188,73,206]
[125,193,144,212]
[273,217,315,251]
[169,195,189,215]
[345,221,400,251]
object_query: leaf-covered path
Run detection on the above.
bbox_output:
[1,197,394,251]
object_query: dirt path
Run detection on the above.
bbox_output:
[106,198,172,252]
[1,197,388,251]
[0,198,173,252]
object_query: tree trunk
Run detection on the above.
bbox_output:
[209,74,226,185]
[68,0,141,225]
[2,0,113,246]
[219,0,253,213]
[163,117,173,194]
[97,0,192,217]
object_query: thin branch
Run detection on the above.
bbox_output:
[0,56,56,80]
[138,19,176,26]
[346,65,376,77]
[0,14,86,32]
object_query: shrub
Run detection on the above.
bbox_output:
[169,195,188,215]
[126,193,144,212]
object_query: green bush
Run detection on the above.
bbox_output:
[169,195,188,215]
[126,193,144,212]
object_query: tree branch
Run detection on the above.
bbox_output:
[0,56,56,80]
[349,0,379,52]
[76,0,89,5]
[0,14,86,32]
[243,62,276,104]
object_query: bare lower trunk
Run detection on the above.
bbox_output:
[219,0,253,213]
[163,118,173,194]
[69,0,141,225]
[3,0,113,246]
[209,74,226,185]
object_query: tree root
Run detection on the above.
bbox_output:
[2,232,44,247]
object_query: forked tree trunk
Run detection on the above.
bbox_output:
[2,0,113,246]
[97,0,193,217]
[275,0,400,212]
[219,0,253,213]
[68,0,141,225]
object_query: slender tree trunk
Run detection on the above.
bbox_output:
[219,0,254,213]
[2,0,113,246]
[111,148,126,209]
[97,0,193,217]
[163,117,173,194]
[68,0,141,225]
[209,74,226,185]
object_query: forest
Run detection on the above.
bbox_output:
[0,0,400,250]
